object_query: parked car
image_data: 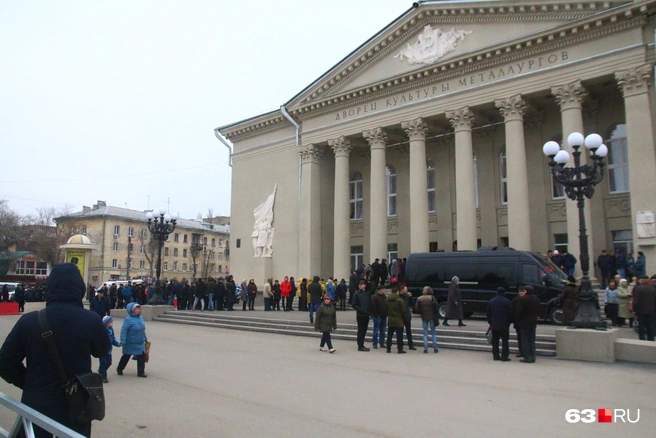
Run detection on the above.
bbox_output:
[403,247,568,324]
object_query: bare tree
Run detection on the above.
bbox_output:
[24,206,74,266]
[137,230,158,279]
[190,242,202,279]
[0,200,24,252]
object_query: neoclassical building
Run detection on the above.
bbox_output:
[217,0,656,283]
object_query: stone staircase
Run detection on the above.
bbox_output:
[155,311,557,356]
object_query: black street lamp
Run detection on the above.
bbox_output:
[543,132,608,330]
[145,209,178,305]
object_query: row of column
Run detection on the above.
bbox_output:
[298,64,656,280]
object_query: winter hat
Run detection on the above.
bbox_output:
[451,276,460,283]
[102,315,113,326]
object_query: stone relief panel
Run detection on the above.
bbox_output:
[387,218,398,235]
[350,220,364,237]
[429,213,438,231]
[497,206,508,226]
[605,195,631,219]
[548,202,567,223]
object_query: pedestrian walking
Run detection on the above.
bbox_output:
[116,302,148,378]
[98,316,121,383]
[443,276,466,327]
[486,287,512,362]
[314,295,337,353]
[352,280,371,351]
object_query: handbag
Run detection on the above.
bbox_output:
[145,340,152,363]
[38,309,106,423]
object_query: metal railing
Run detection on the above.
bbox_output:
[0,391,84,438]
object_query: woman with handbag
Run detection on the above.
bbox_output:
[414,286,439,353]
[117,302,148,378]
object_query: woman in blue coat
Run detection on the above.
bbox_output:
[117,302,148,378]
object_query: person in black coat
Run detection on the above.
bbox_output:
[89,289,111,319]
[15,285,26,312]
[351,280,372,352]
[0,263,110,438]
[515,285,541,363]
[486,287,512,362]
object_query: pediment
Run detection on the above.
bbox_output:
[286,1,633,113]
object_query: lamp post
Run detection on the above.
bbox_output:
[145,209,179,305]
[543,132,608,330]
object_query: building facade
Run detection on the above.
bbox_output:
[56,201,230,287]
[217,1,656,283]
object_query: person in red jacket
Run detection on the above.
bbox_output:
[280,276,292,311]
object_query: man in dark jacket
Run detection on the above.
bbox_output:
[370,284,388,349]
[351,280,372,351]
[632,276,656,341]
[348,271,358,305]
[0,263,110,437]
[486,287,512,362]
[308,275,323,324]
[89,288,111,319]
[515,285,541,363]
[596,249,614,288]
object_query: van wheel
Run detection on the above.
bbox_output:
[549,307,564,325]
[438,302,447,319]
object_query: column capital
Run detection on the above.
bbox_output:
[298,144,323,164]
[328,136,352,157]
[616,64,652,98]
[495,94,526,122]
[446,106,474,132]
[551,80,587,110]
[362,127,388,150]
[401,117,428,141]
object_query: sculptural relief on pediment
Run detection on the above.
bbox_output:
[394,25,473,65]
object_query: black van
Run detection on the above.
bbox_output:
[404,247,567,324]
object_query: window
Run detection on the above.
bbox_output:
[140,244,145,254]
[350,171,363,220]
[81,225,87,235]
[387,243,398,262]
[128,243,133,252]
[386,166,397,216]
[184,234,188,243]
[112,259,118,268]
[203,237,208,245]
[217,265,223,273]
[212,238,216,247]
[141,229,147,239]
[128,227,134,237]
[473,155,479,208]
[427,161,436,213]
[554,233,568,254]
[350,245,364,272]
[139,260,145,269]
[16,261,35,275]
[499,151,508,204]
[429,242,438,252]
[217,253,223,260]
[606,124,629,193]
[163,262,168,271]
[113,225,120,236]
[36,262,47,275]
[548,135,565,199]
[174,248,178,257]
[173,261,178,271]
[174,233,179,242]
[219,239,223,247]
[164,247,169,256]
[182,263,187,272]
[183,249,188,258]
[612,229,633,256]
[113,242,119,251]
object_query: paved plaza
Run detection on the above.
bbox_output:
[0,303,654,437]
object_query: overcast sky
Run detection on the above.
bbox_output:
[1,0,413,220]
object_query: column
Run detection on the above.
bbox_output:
[298,144,323,277]
[616,65,656,274]
[363,127,388,261]
[328,136,352,281]
[401,118,429,253]
[495,94,532,250]
[446,106,477,250]
[551,80,593,277]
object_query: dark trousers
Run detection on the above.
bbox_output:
[248,296,255,310]
[117,353,145,375]
[320,332,333,349]
[515,326,523,356]
[281,296,287,309]
[519,327,536,362]
[264,297,272,311]
[226,302,234,311]
[287,295,295,310]
[216,293,225,310]
[491,328,510,360]
[637,314,656,341]
[273,297,281,310]
[356,314,370,348]
[98,354,112,379]
[242,300,248,310]
[386,327,404,352]
[403,319,414,347]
